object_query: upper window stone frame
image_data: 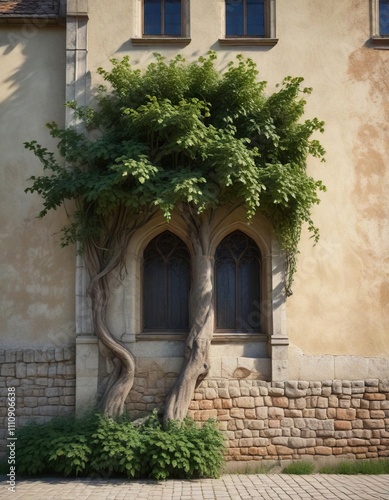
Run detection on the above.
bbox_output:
[371,0,389,48]
[132,0,191,46]
[219,0,278,47]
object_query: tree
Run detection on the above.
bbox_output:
[25,52,325,421]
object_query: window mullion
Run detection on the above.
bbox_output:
[161,0,165,35]
[243,0,247,36]
[235,258,240,330]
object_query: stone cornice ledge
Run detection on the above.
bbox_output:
[212,333,267,343]
[270,336,289,346]
[371,36,389,48]
[127,332,268,342]
[132,37,191,46]
[219,38,278,46]
[131,332,187,341]
[76,335,98,344]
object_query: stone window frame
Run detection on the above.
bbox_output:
[219,0,278,47]
[371,0,389,48]
[214,230,262,333]
[142,230,191,332]
[120,209,289,381]
[132,0,191,46]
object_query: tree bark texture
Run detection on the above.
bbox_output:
[89,270,136,417]
[164,210,215,421]
[84,209,142,418]
[164,254,214,421]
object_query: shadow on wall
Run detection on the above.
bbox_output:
[0,20,78,348]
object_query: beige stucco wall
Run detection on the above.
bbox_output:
[0,25,75,349]
[1,1,388,374]
[83,0,389,362]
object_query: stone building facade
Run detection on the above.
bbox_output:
[0,0,388,463]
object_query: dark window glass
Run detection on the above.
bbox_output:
[144,0,182,36]
[215,231,261,332]
[143,231,190,330]
[226,0,244,36]
[226,0,265,37]
[380,0,389,35]
[165,0,182,36]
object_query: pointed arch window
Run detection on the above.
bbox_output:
[143,231,190,331]
[215,231,261,332]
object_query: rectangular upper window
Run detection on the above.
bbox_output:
[226,0,265,37]
[144,0,183,36]
[220,0,277,46]
[380,0,389,35]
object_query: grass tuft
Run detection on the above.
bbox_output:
[282,461,315,475]
[319,460,389,475]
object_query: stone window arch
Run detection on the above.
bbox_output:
[215,230,262,333]
[143,230,190,331]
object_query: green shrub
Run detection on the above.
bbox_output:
[137,413,225,479]
[0,457,8,475]
[89,413,141,478]
[16,413,98,476]
[282,461,315,475]
[15,411,225,480]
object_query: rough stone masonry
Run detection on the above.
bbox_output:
[1,348,388,463]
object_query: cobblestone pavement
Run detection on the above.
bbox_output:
[1,474,389,499]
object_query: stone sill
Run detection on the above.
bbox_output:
[219,37,278,46]
[132,37,191,46]
[76,335,98,344]
[135,332,267,343]
[136,332,187,341]
[371,36,389,48]
[212,333,267,343]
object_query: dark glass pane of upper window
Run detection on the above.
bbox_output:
[246,0,265,36]
[226,0,244,36]
[380,0,389,35]
[143,258,166,329]
[167,251,190,328]
[237,257,260,331]
[144,0,162,35]
[143,231,190,330]
[215,231,261,331]
[226,0,265,36]
[165,0,182,36]
[216,258,236,329]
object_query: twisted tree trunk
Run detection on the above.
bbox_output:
[89,274,135,417]
[164,211,214,421]
[164,254,213,421]
[84,208,155,418]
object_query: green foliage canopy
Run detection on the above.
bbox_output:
[25,52,325,293]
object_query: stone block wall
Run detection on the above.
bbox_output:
[187,379,389,462]
[1,347,388,463]
[0,347,76,454]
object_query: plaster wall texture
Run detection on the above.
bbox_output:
[0,1,388,373]
[0,26,76,349]
[85,0,389,360]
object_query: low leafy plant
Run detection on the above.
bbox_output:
[15,411,225,479]
[319,460,389,475]
[0,457,8,475]
[282,461,315,475]
[16,413,98,476]
[138,412,225,479]
[89,413,141,478]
